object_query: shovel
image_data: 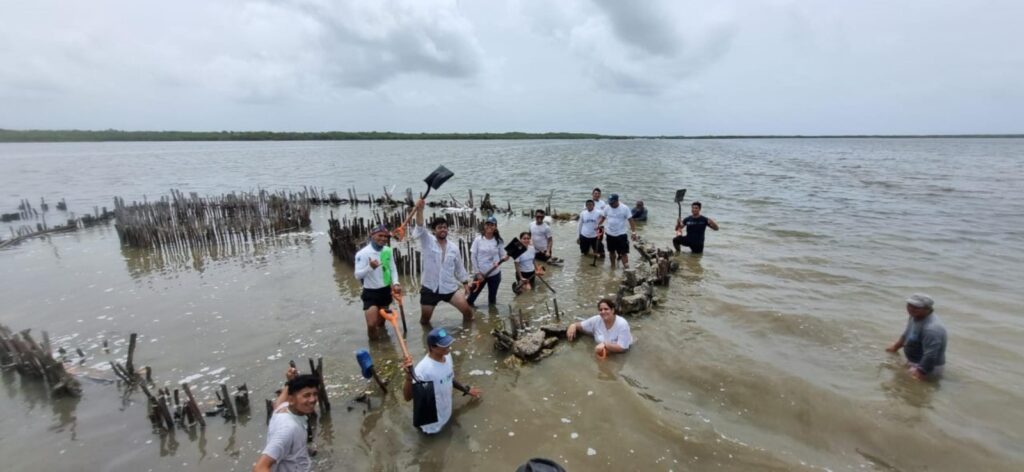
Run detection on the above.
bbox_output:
[674,189,687,220]
[355,349,389,394]
[470,238,528,294]
[392,286,408,336]
[393,165,456,241]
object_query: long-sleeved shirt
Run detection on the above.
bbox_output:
[354,244,399,289]
[902,314,947,375]
[414,225,469,293]
[470,235,506,276]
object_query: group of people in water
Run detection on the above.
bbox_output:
[253,187,947,471]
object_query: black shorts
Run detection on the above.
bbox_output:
[361,286,393,310]
[673,235,704,254]
[606,234,630,255]
[535,250,551,262]
[579,236,598,254]
[420,287,455,306]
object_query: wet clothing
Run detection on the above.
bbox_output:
[515,246,537,274]
[902,314,947,375]
[587,199,608,213]
[601,205,633,237]
[262,402,312,472]
[578,235,599,255]
[420,287,456,306]
[579,315,633,350]
[414,225,469,294]
[631,206,647,222]
[414,354,455,434]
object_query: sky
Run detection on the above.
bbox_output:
[1,0,1022,135]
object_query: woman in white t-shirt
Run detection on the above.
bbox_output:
[513,232,545,293]
[566,298,633,358]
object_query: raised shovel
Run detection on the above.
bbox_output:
[675,189,687,220]
[392,165,456,241]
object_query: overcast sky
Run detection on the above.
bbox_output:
[1,0,1022,135]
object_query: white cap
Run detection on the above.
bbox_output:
[905,293,934,308]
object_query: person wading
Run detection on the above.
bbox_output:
[353,224,401,339]
[413,198,474,325]
[886,293,947,380]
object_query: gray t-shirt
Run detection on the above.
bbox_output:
[902,314,947,375]
[262,403,311,472]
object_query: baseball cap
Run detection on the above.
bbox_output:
[609,194,619,202]
[427,327,454,348]
[370,223,389,235]
[906,293,934,308]
[485,215,498,224]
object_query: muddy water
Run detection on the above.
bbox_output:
[1,139,1023,471]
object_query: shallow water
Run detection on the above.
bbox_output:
[1,139,1023,471]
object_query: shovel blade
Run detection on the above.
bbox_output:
[674,189,688,203]
[424,165,455,190]
[505,238,528,260]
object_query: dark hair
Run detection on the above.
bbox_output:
[585,199,594,206]
[592,187,601,193]
[597,297,615,311]
[480,224,504,245]
[535,209,545,216]
[286,374,320,395]
[519,231,531,239]
[429,217,449,230]
[692,201,702,209]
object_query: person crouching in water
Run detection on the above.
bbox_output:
[513,232,545,294]
[252,369,319,472]
[467,215,509,307]
[566,298,633,358]
[354,224,401,339]
[402,327,482,434]
[413,198,474,325]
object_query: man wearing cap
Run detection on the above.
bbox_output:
[673,201,719,254]
[414,198,474,325]
[597,193,637,269]
[354,224,401,338]
[402,327,482,434]
[886,294,947,380]
[530,209,555,262]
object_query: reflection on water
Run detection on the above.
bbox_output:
[1,139,1023,471]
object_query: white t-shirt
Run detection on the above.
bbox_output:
[354,244,399,289]
[529,221,552,252]
[414,354,455,434]
[262,403,312,472]
[588,199,608,214]
[515,246,537,273]
[580,315,633,349]
[601,204,633,237]
[578,209,601,238]
[470,235,506,275]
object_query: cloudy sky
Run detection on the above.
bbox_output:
[1,0,1022,135]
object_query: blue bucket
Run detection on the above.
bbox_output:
[355,349,374,379]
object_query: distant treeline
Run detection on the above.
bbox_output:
[0,129,1020,142]
[0,129,628,142]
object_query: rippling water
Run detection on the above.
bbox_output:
[1,139,1023,471]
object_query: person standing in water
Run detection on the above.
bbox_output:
[353,224,401,338]
[886,294,947,380]
[673,201,719,254]
[413,198,474,325]
[468,215,509,307]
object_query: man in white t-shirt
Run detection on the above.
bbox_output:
[529,209,554,262]
[587,188,608,256]
[402,327,482,434]
[577,199,601,255]
[597,194,637,269]
[252,371,319,472]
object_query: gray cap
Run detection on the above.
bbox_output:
[906,293,934,308]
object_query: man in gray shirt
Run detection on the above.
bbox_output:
[886,293,947,380]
